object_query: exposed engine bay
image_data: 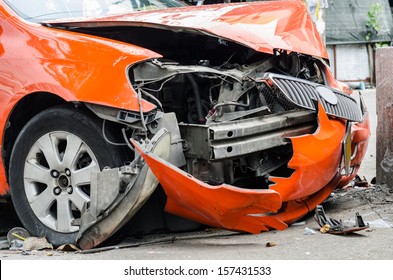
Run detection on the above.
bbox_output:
[129,56,321,187]
[79,25,332,187]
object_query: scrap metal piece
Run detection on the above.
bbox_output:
[351,175,369,188]
[314,205,369,234]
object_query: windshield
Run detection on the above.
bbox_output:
[4,0,187,22]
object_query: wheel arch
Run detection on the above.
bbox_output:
[2,92,133,185]
[2,92,67,182]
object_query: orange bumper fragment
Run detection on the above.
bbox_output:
[271,103,345,201]
[134,143,287,234]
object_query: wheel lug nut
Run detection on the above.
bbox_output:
[51,170,60,178]
[67,186,73,195]
[53,187,62,196]
[65,169,71,176]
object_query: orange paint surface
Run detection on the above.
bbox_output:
[53,1,328,59]
[0,3,161,194]
[134,104,369,233]
[270,103,345,201]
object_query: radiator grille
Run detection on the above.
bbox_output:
[262,74,363,122]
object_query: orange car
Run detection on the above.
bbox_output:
[0,0,369,249]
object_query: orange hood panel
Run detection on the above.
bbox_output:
[48,1,328,59]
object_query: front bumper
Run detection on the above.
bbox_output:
[76,93,370,249]
[134,103,369,232]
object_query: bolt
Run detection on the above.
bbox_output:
[51,170,60,178]
[53,187,62,196]
[67,186,73,195]
[65,169,71,176]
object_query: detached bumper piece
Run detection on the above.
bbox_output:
[314,205,369,234]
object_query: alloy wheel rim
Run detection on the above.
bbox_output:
[23,131,100,233]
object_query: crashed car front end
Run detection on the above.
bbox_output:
[78,54,369,248]
[66,2,370,249]
[1,0,370,250]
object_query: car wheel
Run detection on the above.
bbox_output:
[9,105,126,246]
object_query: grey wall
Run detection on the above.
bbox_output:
[376,47,393,184]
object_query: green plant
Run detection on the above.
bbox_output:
[365,3,382,41]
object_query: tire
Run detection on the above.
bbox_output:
[9,105,126,246]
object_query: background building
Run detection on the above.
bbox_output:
[325,0,393,87]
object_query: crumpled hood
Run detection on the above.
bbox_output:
[47,1,328,59]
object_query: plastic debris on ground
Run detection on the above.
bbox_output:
[304,227,316,235]
[7,227,30,243]
[351,175,369,188]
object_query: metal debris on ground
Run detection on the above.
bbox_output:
[314,205,369,234]
[77,236,176,254]
[304,227,316,235]
[351,175,369,188]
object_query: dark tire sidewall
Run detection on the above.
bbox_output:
[9,105,124,246]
